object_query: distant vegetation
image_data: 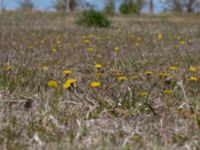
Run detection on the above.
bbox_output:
[2,0,200,14]
[119,0,144,14]
[19,0,34,10]
[103,0,115,15]
[76,9,110,27]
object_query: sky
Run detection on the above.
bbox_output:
[2,0,164,13]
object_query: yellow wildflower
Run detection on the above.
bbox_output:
[159,72,171,78]
[82,39,90,44]
[87,47,94,52]
[189,67,197,72]
[96,73,103,78]
[117,76,127,81]
[56,40,61,45]
[82,35,87,39]
[63,82,71,89]
[64,70,72,75]
[95,64,102,69]
[169,66,177,71]
[51,48,57,52]
[145,71,153,76]
[114,47,120,51]
[63,79,77,89]
[164,89,173,95]
[180,40,185,45]
[138,91,148,97]
[66,79,77,84]
[189,76,198,81]
[48,80,58,88]
[135,42,140,47]
[90,81,101,88]
[158,33,163,40]
[130,75,139,80]
[42,65,48,71]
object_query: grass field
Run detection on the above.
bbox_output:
[0,11,200,150]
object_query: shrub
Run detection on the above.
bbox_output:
[103,0,115,15]
[53,0,77,12]
[53,0,67,12]
[76,9,110,28]
[119,0,142,14]
[19,0,34,10]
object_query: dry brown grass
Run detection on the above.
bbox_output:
[0,11,200,150]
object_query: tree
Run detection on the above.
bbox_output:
[19,0,34,10]
[163,0,200,12]
[149,0,154,13]
[54,0,78,12]
[163,0,182,12]
[182,0,200,12]
[103,0,115,15]
[0,0,4,12]
[119,0,145,14]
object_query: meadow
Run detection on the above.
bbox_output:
[0,11,200,149]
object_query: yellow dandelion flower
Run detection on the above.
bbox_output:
[42,65,48,71]
[56,40,61,44]
[82,39,90,44]
[135,42,140,47]
[189,67,197,72]
[180,40,185,45]
[159,72,171,77]
[51,48,57,52]
[48,80,58,88]
[164,89,173,95]
[130,75,139,80]
[145,71,153,76]
[169,66,177,71]
[66,79,77,84]
[82,35,87,39]
[90,81,101,88]
[189,76,198,81]
[174,45,180,49]
[117,76,127,81]
[158,33,163,40]
[96,73,103,78]
[138,91,148,97]
[63,82,71,89]
[95,64,102,69]
[87,47,94,52]
[63,79,77,89]
[114,47,120,51]
[64,70,72,75]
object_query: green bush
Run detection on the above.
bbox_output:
[54,0,67,12]
[76,9,110,28]
[53,0,77,12]
[19,0,34,10]
[119,0,142,14]
[103,1,115,15]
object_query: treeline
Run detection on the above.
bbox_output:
[1,0,200,13]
